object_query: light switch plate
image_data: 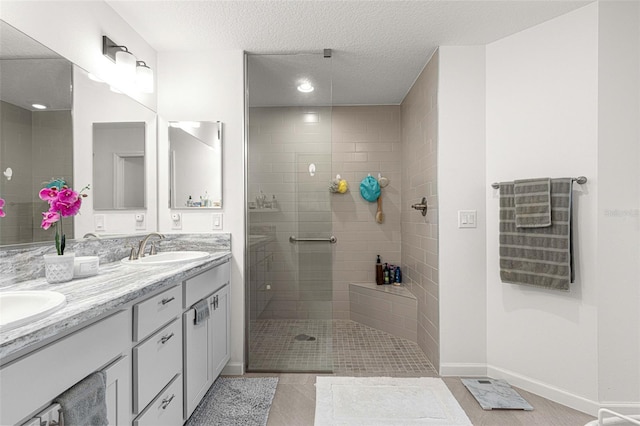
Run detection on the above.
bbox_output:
[94,214,105,231]
[458,210,477,228]
[212,213,223,230]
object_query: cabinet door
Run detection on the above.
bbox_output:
[182,296,214,420]
[211,285,230,378]
[104,355,131,426]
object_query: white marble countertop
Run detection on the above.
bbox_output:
[0,251,231,361]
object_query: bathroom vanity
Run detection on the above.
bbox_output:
[0,250,231,426]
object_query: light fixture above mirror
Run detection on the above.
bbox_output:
[102,35,154,94]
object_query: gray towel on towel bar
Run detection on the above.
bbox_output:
[193,298,210,325]
[514,178,551,228]
[499,178,574,290]
[54,371,107,426]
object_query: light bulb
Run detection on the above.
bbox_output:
[136,62,154,94]
[115,49,136,83]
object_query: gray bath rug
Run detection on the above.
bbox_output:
[186,377,278,426]
[462,378,533,411]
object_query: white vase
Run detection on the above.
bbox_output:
[44,252,75,284]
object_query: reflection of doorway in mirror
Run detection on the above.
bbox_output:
[113,153,144,209]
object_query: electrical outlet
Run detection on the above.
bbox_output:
[135,213,145,230]
[171,213,182,230]
[212,213,222,230]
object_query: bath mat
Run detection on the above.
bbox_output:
[461,378,533,411]
[314,376,472,425]
[185,376,278,426]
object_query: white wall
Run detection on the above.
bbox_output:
[485,4,600,413]
[74,68,158,235]
[438,46,487,376]
[157,50,245,374]
[0,1,156,112]
[596,0,640,410]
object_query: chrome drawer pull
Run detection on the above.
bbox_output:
[160,393,175,410]
[161,296,175,305]
[160,332,175,344]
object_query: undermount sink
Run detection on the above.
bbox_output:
[121,251,210,266]
[0,291,67,332]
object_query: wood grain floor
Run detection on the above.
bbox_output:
[243,372,596,426]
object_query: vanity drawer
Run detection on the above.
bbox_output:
[134,374,182,426]
[133,319,182,413]
[133,285,181,342]
[184,261,230,307]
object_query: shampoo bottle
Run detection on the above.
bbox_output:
[376,255,383,285]
[383,263,390,284]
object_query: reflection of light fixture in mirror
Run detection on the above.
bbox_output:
[3,167,13,181]
[136,61,154,93]
[169,121,201,129]
[302,112,319,123]
[32,103,47,110]
[297,81,314,93]
[102,35,153,93]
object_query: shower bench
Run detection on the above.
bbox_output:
[349,282,418,342]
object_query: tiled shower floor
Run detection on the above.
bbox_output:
[248,319,437,375]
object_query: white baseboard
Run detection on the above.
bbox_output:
[221,361,244,376]
[486,364,600,416]
[439,363,488,377]
[440,363,639,417]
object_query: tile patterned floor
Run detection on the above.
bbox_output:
[248,319,437,375]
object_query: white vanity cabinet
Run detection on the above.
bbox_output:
[132,286,183,416]
[0,310,131,426]
[104,355,132,426]
[182,263,231,420]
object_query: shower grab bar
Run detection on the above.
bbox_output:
[289,236,337,244]
[491,176,587,189]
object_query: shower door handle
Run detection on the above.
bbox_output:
[289,236,337,244]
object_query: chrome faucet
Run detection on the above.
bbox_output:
[83,233,100,239]
[137,233,165,258]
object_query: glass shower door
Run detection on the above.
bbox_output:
[246,53,333,372]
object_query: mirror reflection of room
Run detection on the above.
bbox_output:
[93,122,145,210]
[169,121,222,209]
[0,21,73,245]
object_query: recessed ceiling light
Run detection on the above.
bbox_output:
[297,82,314,93]
[32,103,47,110]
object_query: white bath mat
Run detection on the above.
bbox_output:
[314,376,472,425]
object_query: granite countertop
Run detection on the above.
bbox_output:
[0,251,231,361]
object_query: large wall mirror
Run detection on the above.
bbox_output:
[169,121,222,209]
[0,20,74,245]
[0,19,158,246]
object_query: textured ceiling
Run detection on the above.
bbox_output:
[113,1,589,105]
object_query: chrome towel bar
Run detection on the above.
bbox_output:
[491,176,587,189]
[289,236,337,244]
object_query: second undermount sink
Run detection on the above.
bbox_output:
[121,251,210,266]
[0,290,67,332]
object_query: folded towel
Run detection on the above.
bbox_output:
[499,178,573,290]
[514,178,551,228]
[193,298,210,325]
[54,371,107,426]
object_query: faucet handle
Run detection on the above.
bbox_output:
[150,242,158,256]
[128,245,138,260]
